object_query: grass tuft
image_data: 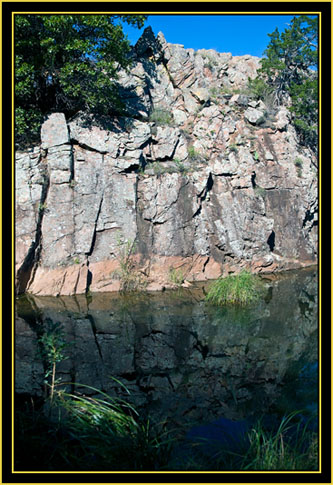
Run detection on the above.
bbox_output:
[15,383,174,471]
[169,267,185,287]
[174,412,318,471]
[239,412,318,471]
[112,234,146,293]
[205,270,264,306]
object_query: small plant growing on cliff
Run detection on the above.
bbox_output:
[168,267,185,287]
[294,157,303,177]
[247,76,274,105]
[113,234,146,292]
[149,108,174,126]
[38,201,48,212]
[153,161,166,176]
[254,186,266,199]
[188,145,201,161]
[203,54,218,71]
[205,270,264,306]
[228,144,238,153]
[174,159,189,174]
[209,86,223,103]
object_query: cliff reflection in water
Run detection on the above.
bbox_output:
[16,267,318,431]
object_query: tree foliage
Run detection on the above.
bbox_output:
[15,14,147,146]
[252,15,318,150]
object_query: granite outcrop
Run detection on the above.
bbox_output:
[15,27,318,296]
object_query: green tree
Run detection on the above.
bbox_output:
[254,15,318,150]
[15,14,147,146]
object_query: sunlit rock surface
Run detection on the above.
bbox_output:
[15,28,318,296]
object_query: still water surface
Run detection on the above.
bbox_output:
[16,267,318,437]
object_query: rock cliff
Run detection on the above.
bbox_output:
[15,27,318,296]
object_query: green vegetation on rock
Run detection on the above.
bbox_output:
[112,234,146,293]
[15,14,147,147]
[169,267,185,287]
[149,108,174,126]
[253,15,318,151]
[205,270,264,306]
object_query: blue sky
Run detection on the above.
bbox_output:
[122,15,296,58]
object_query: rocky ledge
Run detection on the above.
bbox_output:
[15,27,318,296]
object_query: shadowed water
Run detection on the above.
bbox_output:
[16,267,318,438]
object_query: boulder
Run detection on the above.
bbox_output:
[41,113,69,148]
[244,107,266,125]
[275,107,290,131]
[152,126,180,160]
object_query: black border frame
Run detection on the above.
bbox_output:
[3,2,331,483]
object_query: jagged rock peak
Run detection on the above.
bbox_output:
[135,26,164,59]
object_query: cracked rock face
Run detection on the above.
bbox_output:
[15,28,318,296]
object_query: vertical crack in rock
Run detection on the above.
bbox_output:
[202,256,210,275]
[251,171,256,188]
[86,193,104,257]
[192,172,214,220]
[69,145,75,183]
[267,230,275,252]
[161,55,178,90]
[302,208,318,229]
[16,169,50,294]
[86,267,93,294]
